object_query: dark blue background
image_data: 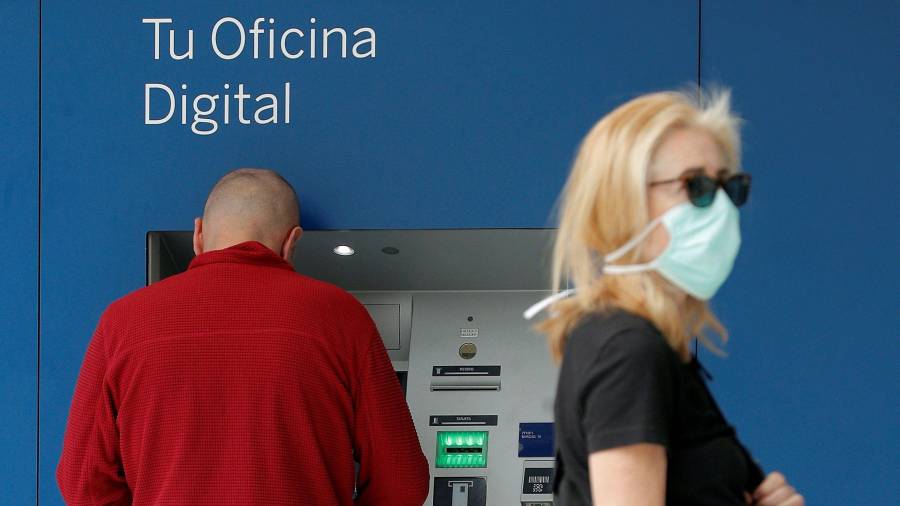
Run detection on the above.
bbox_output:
[0,1,896,504]
[0,1,38,504]
[701,1,900,499]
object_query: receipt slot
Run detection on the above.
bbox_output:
[433,477,487,506]
[521,460,554,505]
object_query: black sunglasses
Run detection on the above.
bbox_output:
[648,168,751,208]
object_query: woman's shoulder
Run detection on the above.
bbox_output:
[565,308,676,366]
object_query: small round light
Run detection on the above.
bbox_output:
[333,245,355,256]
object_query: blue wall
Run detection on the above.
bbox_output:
[0,1,38,504]
[0,1,894,504]
[701,2,900,503]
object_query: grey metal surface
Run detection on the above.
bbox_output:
[146,232,192,284]
[406,291,557,506]
[353,292,413,368]
[292,229,555,291]
[147,229,556,291]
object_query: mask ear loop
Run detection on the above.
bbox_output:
[604,215,663,262]
[523,216,664,320]
[523,288,576,320]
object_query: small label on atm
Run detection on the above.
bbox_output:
[519,423,554,458]
[429,415,498,426]
[432,365,501,376]
[522,465,555,495]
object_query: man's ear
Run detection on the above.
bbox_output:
[281,226,303,265]
[193,217,204,256]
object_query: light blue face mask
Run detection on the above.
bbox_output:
[524,189,741,320]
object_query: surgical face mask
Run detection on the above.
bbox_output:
[524,189,741,320]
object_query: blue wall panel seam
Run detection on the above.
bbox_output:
[37,0,43,504]
[697,0,702,90]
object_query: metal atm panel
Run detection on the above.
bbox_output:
[405,291,556,505]
[353,292,413,370]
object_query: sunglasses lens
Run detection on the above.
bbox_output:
[687,175,717,207]
[723,174,751,207]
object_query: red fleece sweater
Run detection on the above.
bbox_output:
[57,241,429,505]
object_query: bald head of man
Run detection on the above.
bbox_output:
[193,168,303,264]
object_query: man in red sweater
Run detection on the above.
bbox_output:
[57,169,429,505]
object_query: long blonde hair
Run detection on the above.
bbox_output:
[539,88,742,362]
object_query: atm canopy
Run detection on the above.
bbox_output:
[147,229,555,291]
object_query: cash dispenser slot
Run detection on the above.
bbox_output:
[436,431,489,468]
[430,365,501,391]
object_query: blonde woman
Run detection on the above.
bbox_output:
[526,90,804,505]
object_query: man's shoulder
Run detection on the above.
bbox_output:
[99,268,364,328]
[102,283,156,319]
[284,272,363,308]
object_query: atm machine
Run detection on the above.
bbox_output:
[147,229,558,506]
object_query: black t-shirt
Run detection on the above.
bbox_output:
[553,309,764,505]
